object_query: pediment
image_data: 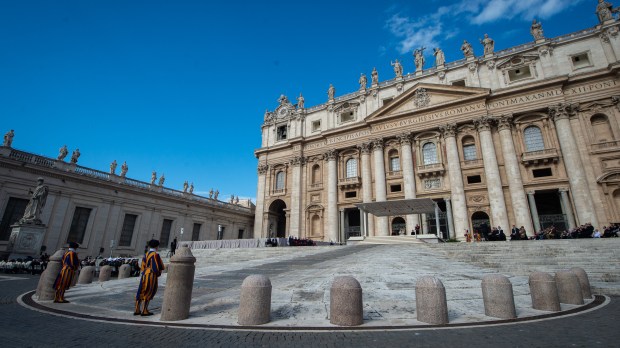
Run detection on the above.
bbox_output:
[366,83,489,121]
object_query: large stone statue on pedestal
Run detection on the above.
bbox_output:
[461,40,474,58]
[530,19,544,41]
[57,145,69,161]
[371,67,379,85]
[110,160,117,175]
[120,161,128,177]
[20,178,49,225]
[70,148,80,164]
[8,178,49,259]
[480,34,494,55]
[413,48,425,71]
[3,129,14,147]
[433,48,445,67]
[391,59,403,78]
[597,0,618,23]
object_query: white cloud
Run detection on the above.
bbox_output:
[471,0,585,24]
[386,13,443,54]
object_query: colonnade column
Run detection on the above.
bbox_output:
[474,116,510,230]
[398,133,419,235]
[527,191,542,233]
[325,150,339,243]
[439,123,469,239]
[559,188,577,230]
[254,163,269,238]
[340,209,345,244]
[289,156,303,238]
[444,197,455,239]
[549,104,599,227]
[359,143,375,237]
[372,138,389,236]
[496,115,535,235]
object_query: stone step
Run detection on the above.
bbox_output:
[358,236,425,245]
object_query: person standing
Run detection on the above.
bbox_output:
[170,238,177,256]
[53,242,79,303]
[135,239,165,316]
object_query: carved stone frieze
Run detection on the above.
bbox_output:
[468,62,478,73]
[496,115,514,131]
[397,133,412,145]
[324,149,338,161]
[358,142,372,154]
[414,88,431,108]
[548,103,578,122]
[439,123,457,138]
[538,45,554,56]
[290,156,305,166]
[438,71,446,80]
[257,163,269,175]
[473,116,493,132]
[371,138,384,150]
[486,60,496,70]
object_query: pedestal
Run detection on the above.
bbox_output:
[8,224,47,259]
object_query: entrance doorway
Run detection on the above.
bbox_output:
[344,208,361,238]
[471,211,490,236]
[391,217,406,235]
[534,190,567,231]
[426,200,448,239]
[268,199,287,238]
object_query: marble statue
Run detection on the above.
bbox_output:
[359,73,367,90]
[461,40,474,58]
[391,59,403,78]
[189,183,194,194]
[371,67,378,85]
[433,48,445,66]
[413,48,425,71]
[151,171,157,185]
[57,145,68,161]
[597,0,617,23]
[183,181,189,192]
[229,195,234,203]
[235,195,239,204]
[70,148,80,164]
[327,84,335,101]
[214,190,219,200]
[20,177,49,224]
[209,188,214,198]
[158,174,165,186]
[530,19,544,41]
[120,161,128,177]
[3,129,14,147]
[480,34,494,55]
[297,93,305,109]
[278,94,290,105]
[110,160,117,175]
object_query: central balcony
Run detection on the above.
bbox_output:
[416,163,445,178]
[521,148,559,166]
[338,176,361,189]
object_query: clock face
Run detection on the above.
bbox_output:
[278,107,288,117]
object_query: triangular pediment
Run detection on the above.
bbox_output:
[366,83,490,122]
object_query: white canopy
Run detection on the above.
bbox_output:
[355,198,438,216]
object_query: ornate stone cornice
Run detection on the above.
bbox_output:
[439,123,457,138]
[257,163,269,175]
[397,133,412,145]
[473,116,493,132]
[358,142,372,154]
[324,149,338,161]
[290,156,305,166]
[548,103,578,122]
[496,115,513,131]
[371,138,384,150]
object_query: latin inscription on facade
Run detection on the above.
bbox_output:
[372,102,487,132]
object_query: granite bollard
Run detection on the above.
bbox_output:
[529,272,561,311]
[161,247,196,321]
[77,266,95,284]
[330,276,363,326]
[238,275,272,325]
[555,270,584,305]
[98,265,112,282]
[118,264,131,279]
[415,276,449,325]
[36,249,64,301]
[569,267,592,299]
[481,274,516,319]
[71,269,80,287]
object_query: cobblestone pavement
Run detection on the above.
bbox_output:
[1,274,618,348]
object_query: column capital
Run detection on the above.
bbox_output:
[548,103,578,122]
[526,190,536,195]
[397,132,412,145]
[257,163,269,175]
[289,156,305,166]
[439,123,457,138]
[558,187,569,193]
[473,116,493,132]
[443,196,451,202]
[323,149,338,161]
[358,142,372,154]
[496,114,514,131]
[371,138,384,150]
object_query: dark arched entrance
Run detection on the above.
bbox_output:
[391,216,406,235]
[268,199,287,238]
[471,211,490,239]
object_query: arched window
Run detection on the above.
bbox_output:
[422,142,438,165]
[388,149,401,171]
[591,114,614,142]
[461,136,477,161]
[311,164,321,184]
[523,126,544,152]
[275,171,285,190]
[345,158,357,178]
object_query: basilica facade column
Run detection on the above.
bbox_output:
[325,150,339,243]
[254,163,269,237]
[559,188,577,230]
[289,156,303,238]
[372,138,389,236]
[444,197,455,239]
[549,104,599,227]
[474,116,509,230]
[398,133,419,234]
[439,123,469,239]
[359,142,375,236]
[496,115,534,234]
[527,190,542,233]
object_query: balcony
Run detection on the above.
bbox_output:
[591,140,620,153]
[416,163,445,178]
[521,148,559,166]
[386,170,403,179]
[272,188,286,196]
[461,159,483,168]
[309,182,323,191]
[338,176,361,189]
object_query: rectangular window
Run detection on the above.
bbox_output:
[160,219,173,248]
[340,111,355,123]
[508,66,532,81]
[119,214,138,247]
[277,125,287,140]
[238,229,244,239]
[0,197,29,241]
[345,191,357,198]
[382,98,393,106]
[192,223,201,241]
[390,157,401,171]
[390,184,402,192]
[533,168,553,178]
[463,144,477,161]
[467,175,482,184]
[451,80,466,86]
[571,52,591,69]
[312,120,321,132]
[67,207,92,244]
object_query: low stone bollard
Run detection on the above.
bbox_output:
[118,264,131,279]
[98,265,112,282]
[71,269,80,287]
[555,270,584,305]
[161,247,196,321]
[415,276,449,325]
[77,266,95,284]
[569,267,592,299]
[238,275,272,325]
[529,272,560,312]
[330,276,363,326]
[36,249,65,301]
[481,274,516,319]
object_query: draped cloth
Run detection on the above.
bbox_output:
[136,251,165,301]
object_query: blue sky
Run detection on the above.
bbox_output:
[0,0,597,201]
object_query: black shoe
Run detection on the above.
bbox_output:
[141,311,154,316]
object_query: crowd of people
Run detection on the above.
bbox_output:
[0,253,49,274]
[287,236,316,246]
[465,222,620,242]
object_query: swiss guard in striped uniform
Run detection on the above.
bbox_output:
[135,239,165,316]
[53,242,79,303]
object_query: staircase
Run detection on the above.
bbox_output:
[356,235,426,245]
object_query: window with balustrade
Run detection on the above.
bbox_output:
[311,164,321,184]
[422,142,438,165]
[523,126,545,152]
[275,171,285,190]
[346,158,357,178]
[388,149,400,171]
[590,114,614,143]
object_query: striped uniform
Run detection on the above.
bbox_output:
[53,250,79,292]
[136,250,165,301]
